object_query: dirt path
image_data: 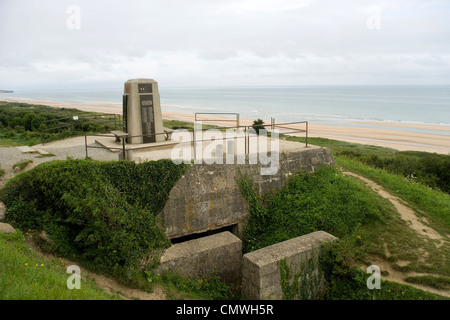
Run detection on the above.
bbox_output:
[342,171,449,298]
[80,268,167,300]
[343,171,445,245]
[23,235,167,300]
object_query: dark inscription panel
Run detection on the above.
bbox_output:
[140,95,155,143]
[138,83,152,94]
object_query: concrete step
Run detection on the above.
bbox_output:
[17,146,50,155]
[17,146,37,153]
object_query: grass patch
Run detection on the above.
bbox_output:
[404,275,450,291]
[146,271,233,300]
[0,231,119,300]
[285,135,450,194]
[322,265,447,300]
[12,159,33,171]
[238,165,394,253]
[335,155,450,234]
[0,101,120,146]
[35,153,56,158]
[321,239,447,300]
[163,119,221,131]
[238,160,449,299]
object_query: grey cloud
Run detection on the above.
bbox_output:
[0,0,449,89]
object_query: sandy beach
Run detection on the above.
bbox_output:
[2,97,449,155]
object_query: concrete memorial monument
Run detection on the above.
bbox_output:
[123,79,165,144]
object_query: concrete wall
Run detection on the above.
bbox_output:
[155,231,242,288]
[241,231,337,300]
[157,148,335,239]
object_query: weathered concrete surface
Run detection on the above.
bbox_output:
[155,231,242,287]
[0,222,15,234]
[241,231,337,300]
[158,147,335,239]
[0,201,5,221]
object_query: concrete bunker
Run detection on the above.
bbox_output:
[156,230,337,299]
[158,147,336,241]
[153,147,337,299]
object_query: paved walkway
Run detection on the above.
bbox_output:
[0,134,312,188]
[0,136,117,188]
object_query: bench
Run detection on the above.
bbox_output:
[112,129,173,143]
[163,128,174,141]
[111,130,128,143]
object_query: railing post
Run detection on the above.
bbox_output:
[122,136,126,160]
[246,126,249,155]
[305,121,308,148]
[193,126,197,160]
[85,135,88,158]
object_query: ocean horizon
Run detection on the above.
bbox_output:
[1,85,449,133]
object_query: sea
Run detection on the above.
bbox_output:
[1,85,449,134]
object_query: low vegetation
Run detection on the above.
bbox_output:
[238,163,448,300]
[0,158,188,288]
[238,165,391,253]
[0,231,119,300]
[0,101,120,146]
[147,272,233,300]
[285,136,450,195]
[12,159,33,171]
[0,111,448,300]
[163,119,222,131]
[250,135,449,299]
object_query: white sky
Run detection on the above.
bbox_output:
[1,0,449,90]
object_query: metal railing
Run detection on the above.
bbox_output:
[40,113,121,144]
[267,120,308,147]
[84,117,308,160]
[194,112,240,127]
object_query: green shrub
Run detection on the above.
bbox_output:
[238,166,388,253]
[251,118,265,135]
[0,101,120,146]
[337,149,450,194]
[0,158,188,279]
[283,136,450,194]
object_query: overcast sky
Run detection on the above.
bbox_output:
[1,0,449,90]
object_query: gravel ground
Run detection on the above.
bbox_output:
[0,136,118,189]
[0,134,311,188]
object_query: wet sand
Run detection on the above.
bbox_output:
[2,97,449,155]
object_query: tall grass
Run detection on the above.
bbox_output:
[335,155,450,234]
[0,231,119,300]
[238,165,394,253]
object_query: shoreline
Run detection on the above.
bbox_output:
[1,97,449,155]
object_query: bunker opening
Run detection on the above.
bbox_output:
[169,223,239,244]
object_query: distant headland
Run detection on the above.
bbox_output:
[0,90,14,93]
